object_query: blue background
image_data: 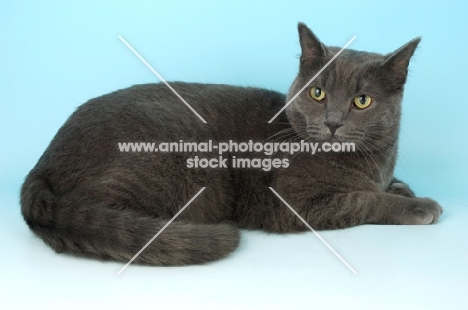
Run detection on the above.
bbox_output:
[1,1,467,309]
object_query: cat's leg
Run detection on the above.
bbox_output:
[264,190,442,232]
[386,177,416,198]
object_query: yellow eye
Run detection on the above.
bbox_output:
[353,95,372,109]
[310,87,326,101]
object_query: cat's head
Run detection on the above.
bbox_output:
[286,23,420,149]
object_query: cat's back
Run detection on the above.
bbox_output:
[64,82,285,140]
[79,82,284,121]
[33,82,288,173]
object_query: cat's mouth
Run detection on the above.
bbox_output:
[306,131,361,144]
[305,128,335,141]
[305,126,363,144]
[310,134,347,142]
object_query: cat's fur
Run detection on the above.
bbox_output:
[21,23,442,265]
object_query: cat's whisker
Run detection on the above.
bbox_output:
[263,128,296,143]
[355,141,375,177]
[362,136,396,164]
[359,141,385,184]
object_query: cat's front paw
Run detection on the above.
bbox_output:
[387,182,415,198]
[407,198,443,224]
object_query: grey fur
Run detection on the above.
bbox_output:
[20,23,442,265]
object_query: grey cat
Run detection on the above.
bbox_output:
[21,23,442,265]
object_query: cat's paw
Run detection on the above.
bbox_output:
[387,182,416,198]
[407,198,443,224]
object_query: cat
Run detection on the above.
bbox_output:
[20,23,442,266]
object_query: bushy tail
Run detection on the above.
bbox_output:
[20,175,240,265]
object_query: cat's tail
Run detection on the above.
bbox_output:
[20,175,240,265]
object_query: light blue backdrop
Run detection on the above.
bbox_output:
[2,1,467,206]
[1,1,467,309]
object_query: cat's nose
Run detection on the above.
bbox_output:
[324,120,343,136]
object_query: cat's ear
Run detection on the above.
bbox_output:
[298,23,326,64]
[381,37,421,88]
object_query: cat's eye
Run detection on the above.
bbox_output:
[310,87,326,101]
[353,95,372,109]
